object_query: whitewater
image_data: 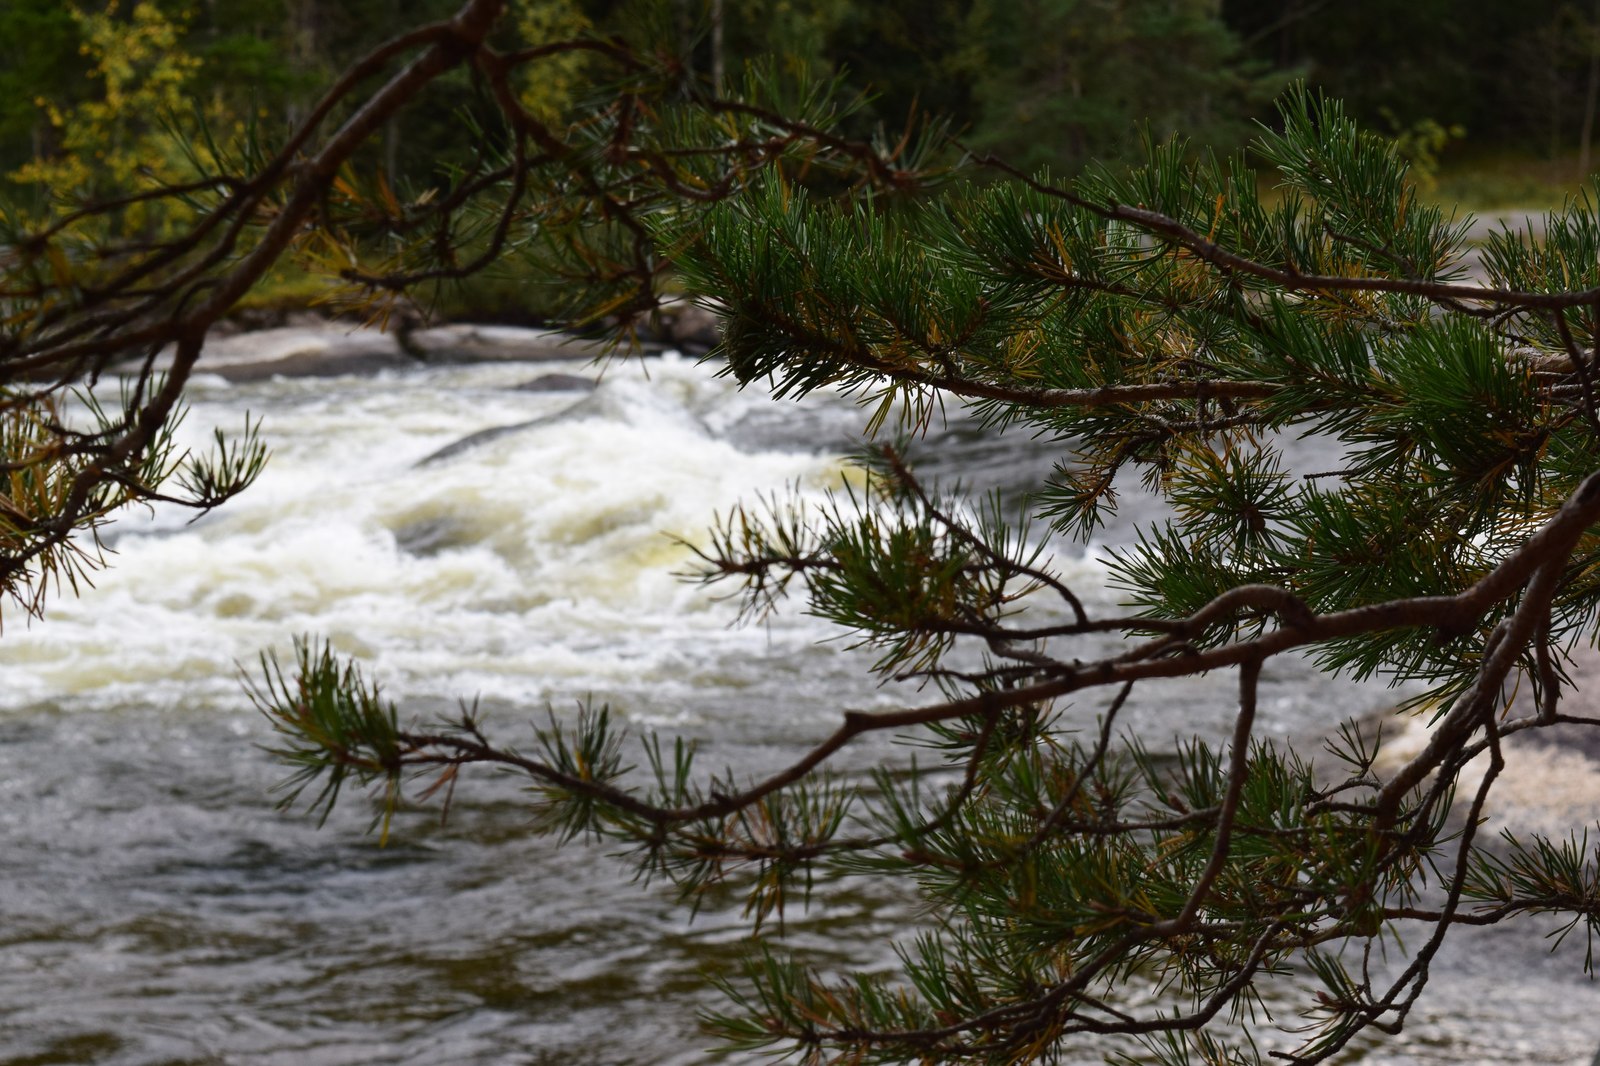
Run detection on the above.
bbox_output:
[0,341,1596,1064]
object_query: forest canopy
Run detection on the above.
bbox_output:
[7,0,1600,202]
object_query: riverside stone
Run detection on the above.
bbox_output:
[512,372,597,392]
[129,321,620,381]
[416,394,601,465]
[137,324,408,381]
[656,299,721,350]
[405,323,610,363]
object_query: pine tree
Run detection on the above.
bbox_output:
[6,2,1600,1062]
[966,0,1282,174]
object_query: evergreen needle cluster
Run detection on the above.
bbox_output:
[6,2,1600,1062]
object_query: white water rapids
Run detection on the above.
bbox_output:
[0,345,1597,1064]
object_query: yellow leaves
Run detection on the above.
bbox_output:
[42,244,74,290]
[13,1,213,235]
[376,170,401,219]
[329,170,360,204]
[1042,220,1074,274]
[1000,327,1045,379]
[0,398,117,623]
[510,0,594,126]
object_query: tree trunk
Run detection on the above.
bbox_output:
[677,0,694,78]
[286,0,319,130]
[1581,3,1600,179]
[383,0,400,180]
[711,0,725,93]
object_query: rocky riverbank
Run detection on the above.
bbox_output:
[128,297,725,383]
[169,321,613,383]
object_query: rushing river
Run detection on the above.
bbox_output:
[1,342,1598,1064]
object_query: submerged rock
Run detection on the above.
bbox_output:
[194,326,410,381]
[391,514,474,556]
[128,322,622,381]
[655,299,721,351]
[405,324,610,363]
[512,372,597,393]
[416,394,601,465]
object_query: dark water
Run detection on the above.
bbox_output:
[0,353,1597,1064]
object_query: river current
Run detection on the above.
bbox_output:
[1,345,1597,1064]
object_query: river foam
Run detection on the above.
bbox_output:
[3,346,1599,1063]
[0,355,863,718]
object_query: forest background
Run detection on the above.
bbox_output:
[7,0,1600,323]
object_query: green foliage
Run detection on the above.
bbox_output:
[11,2,207,226]
[15,3,1600,1062]
[252,637,407,834]
[1465,829,1600,968]
[1377,109,1467,193]
[964,0,1285,175]
[223,79,1600,1063]
[0,370,265,622]
[508,0,595,123]
[0,0,83,173]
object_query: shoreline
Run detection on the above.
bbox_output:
[126,299,722,384]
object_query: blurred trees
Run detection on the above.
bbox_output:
[1225,0,1600,173]
[16,0,1600,211]
[9,3,206,229]
[962,0,1281,175]
[0,2,85,170]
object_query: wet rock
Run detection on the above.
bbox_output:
[418,418,549,465]
[223,305,290,332]
[417,394,600,465]
[132,322,625,381]
[214,349,415,382]
[406,324,610,363]
[190,326,410,381]
[513,372,597,393]
[656,299,721,350]
[393,515,473,556]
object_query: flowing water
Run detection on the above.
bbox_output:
[1,346,1597,1064]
